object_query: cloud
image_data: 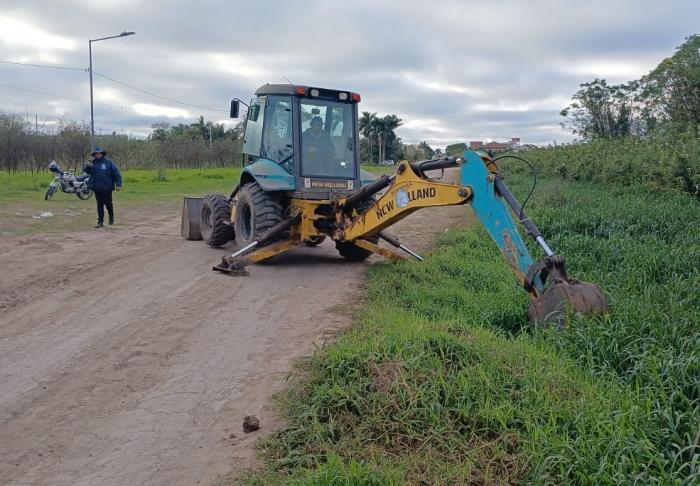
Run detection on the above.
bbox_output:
[133,103,190,118]
[0,14,76,50]
[0,1,698,148]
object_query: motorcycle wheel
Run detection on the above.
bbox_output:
[45,186,57,201]
[77,190,93,200]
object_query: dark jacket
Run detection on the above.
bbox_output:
[85,157,122,192]
[302,129,336,175]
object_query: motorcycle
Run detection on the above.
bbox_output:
[45,161,93,201]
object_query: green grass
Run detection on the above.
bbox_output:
[245,177,699,485]
[0,165,384,236]
[0,167,241,236]
[507,132,700,199]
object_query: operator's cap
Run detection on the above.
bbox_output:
[90,146,107,156]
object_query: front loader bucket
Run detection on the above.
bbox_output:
[181,196,202,240]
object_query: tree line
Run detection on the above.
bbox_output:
[0,114,246,173]
[0,109,439,173]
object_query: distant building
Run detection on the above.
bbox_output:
[470,137,521,153]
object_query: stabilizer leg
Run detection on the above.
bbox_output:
[214,238,303,275]
[213,211,303,276]
[353,238,405,261]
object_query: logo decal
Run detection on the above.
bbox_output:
[395,189,409,208]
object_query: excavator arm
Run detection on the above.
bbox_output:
[214,150,608,325]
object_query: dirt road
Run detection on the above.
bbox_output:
[0,202,468,486]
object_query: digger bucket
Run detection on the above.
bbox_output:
[526,256,609,327]
[181,196,202,240]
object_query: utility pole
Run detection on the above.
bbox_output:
[209,122,213,149]
[89,31,135,147]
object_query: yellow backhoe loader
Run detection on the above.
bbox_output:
[181,84,608,325]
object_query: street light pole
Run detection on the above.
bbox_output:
[89,31,135,147]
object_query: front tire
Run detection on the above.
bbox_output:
[200,194,235,247]
[233,182,284,247]
[45,186,56,201]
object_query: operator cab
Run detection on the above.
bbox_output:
[230,84,362,198]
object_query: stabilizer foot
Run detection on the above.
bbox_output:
[213,257,250,276]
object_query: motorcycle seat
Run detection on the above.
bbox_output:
[75,174,89,182]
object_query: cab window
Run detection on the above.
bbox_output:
[300,99,355,178]
[261,96,293,166]
[243,98,265,157]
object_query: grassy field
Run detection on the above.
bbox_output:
[0,167,243,236]
[245,175,699,484]
[0,165,392,236]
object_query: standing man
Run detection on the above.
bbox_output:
[84,147,122,228]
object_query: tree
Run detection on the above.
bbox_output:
[418,141,434,159]
[560,78,638,140]
[639,34,700,129]
[379,114,403,162]
[57,121,90,171]
[446,142,467,158]
[358,112,402,163]
[149,122,170,142]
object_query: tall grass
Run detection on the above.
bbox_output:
[246,176,699,485]
[512,131,700,199]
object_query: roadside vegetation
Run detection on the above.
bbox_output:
[512,133,699,199]
[245,173,699,485]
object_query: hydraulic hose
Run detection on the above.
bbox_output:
[410,157,459,174]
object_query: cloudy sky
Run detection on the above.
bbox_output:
[1,0,697,148]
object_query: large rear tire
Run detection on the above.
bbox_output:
[233,182,284,247]
[200,194,235,247]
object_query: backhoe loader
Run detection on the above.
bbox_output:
[181,83,608,324]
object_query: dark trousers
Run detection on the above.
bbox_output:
[95,190,114,223]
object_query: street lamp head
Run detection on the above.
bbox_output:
[120,31,135,36]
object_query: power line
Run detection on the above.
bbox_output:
[0,59,86,71]
[92,71,228,113]
[0,58,229,114]
[0,82,127,110]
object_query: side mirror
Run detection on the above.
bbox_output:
[230,99,240,118]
